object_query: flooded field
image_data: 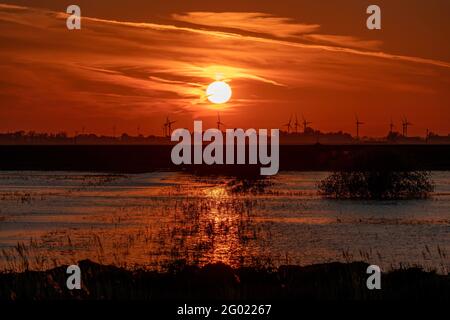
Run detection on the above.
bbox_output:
[0,171,448,273]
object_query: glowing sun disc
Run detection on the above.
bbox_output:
[206,81,232,104]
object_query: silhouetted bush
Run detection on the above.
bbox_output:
[318,170,434,200]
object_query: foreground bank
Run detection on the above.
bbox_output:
[0,260,448,301]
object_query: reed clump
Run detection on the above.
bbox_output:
[319,170,434,200]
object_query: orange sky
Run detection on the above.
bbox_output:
[0,0,449,137]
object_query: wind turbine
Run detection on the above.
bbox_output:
[284,114,293,133]
[216,113,226,131]
[294,114,300,133]
[164,116,176,137]
[402,117,412,137]
[355,115,364,139]
[389,118,395,134]
[302,115,312,133]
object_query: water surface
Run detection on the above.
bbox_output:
[0,171,448,272]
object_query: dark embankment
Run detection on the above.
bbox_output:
[0,144,449,173]
[0,260,449,301]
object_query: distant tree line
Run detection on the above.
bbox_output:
[0,130,448,145]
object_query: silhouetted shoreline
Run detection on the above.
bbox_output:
[0,144,449,173]
[0,260,448,301]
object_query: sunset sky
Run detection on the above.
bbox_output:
[0,0,449,136]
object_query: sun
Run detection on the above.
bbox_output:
[206,81,232,104]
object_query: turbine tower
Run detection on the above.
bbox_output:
[294,114,300,133]
[355,115,364,139]
[284,114,293,133]
[164,116,176,137]
[402,117,412,137]
[216,113,226,131]
[302,115,312,133]
[389,118,395,134]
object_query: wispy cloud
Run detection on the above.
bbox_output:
[76,10,450,68]
[302,34,383,50]
[172,12,320,38]
[0,3,26,9]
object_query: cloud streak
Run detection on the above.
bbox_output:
[172,12,320,38]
